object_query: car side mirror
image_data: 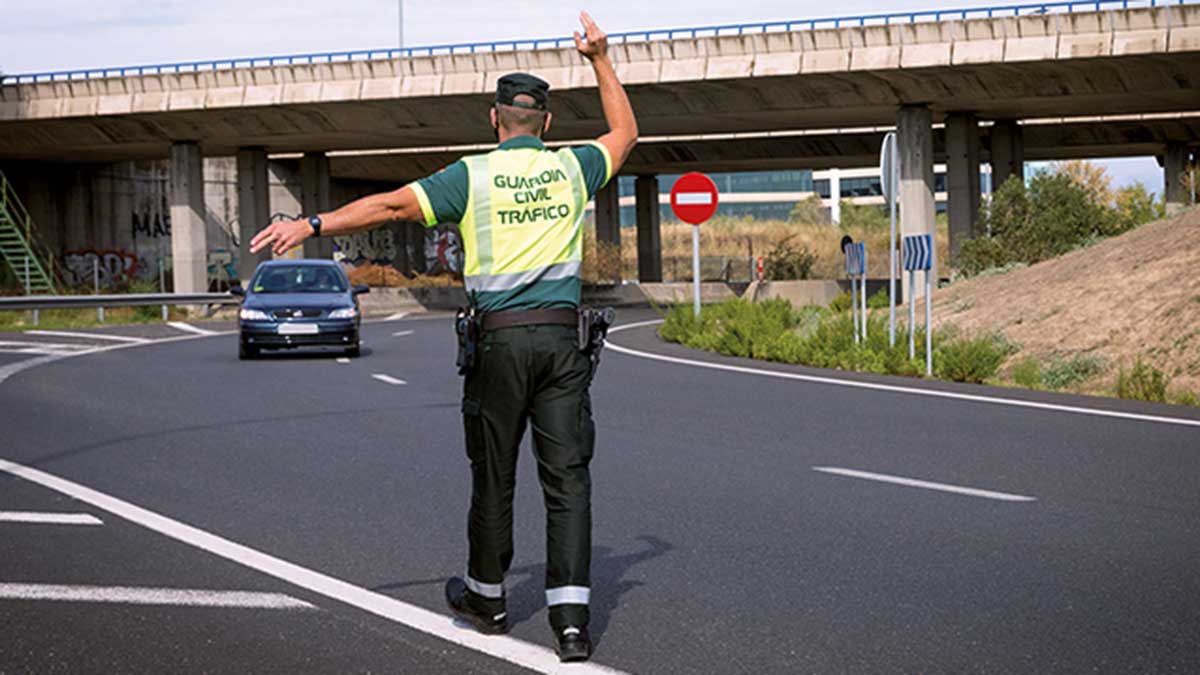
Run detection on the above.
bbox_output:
[352,285,370,295]
[229,286,246,296]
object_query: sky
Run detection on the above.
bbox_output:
[0,0,1165,193]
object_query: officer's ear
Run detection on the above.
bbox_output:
[490,107,499,131]
[542,111,553,137]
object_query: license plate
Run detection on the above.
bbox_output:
[278,323,319,335]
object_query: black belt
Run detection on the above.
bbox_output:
[481,308,577,332]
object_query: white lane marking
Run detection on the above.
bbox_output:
[812,467,1037,502]
[0,511,103,526]
[371,374,407,385]
[336,357,350,364]
[392,330,414,337]
[0,330,235,387]
[25,330,149,344]
[166,321,217,336]
[674,192,713,205]
[384,312,409,321]
[608,320,1200,429]
[0,458,625,675]
[0,341,97,355]
[0,583,315,610]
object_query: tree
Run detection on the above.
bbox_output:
[1054,160,1113,205]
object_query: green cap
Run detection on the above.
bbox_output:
[495,73,550,111]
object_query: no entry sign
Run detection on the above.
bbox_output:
[670,172,719,225]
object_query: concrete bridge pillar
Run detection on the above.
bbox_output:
[635,175,662,283]
[945,112,982,262]
[1163,143,1188,216]
[897,105,936,303]
[300,152,334,259]
[594,180,622,282]
[169,142,208,294]
[990,120,1025,191]
[236,148,271,283]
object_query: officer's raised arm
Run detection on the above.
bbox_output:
[248,185,425,257]
[574,11,638,173]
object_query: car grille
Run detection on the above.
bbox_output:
[271,308,324,319]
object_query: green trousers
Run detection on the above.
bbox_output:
[461,323,595,629]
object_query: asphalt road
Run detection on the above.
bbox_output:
[1,311,1198,673]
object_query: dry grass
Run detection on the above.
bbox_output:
[925,207,1200,396]
[344,264,460,288]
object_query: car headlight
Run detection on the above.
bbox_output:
[328,307,358,319]
[239,308,270,321]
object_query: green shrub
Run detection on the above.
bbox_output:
[762,236,816,281]
[867,288,890,310]
[1172,390,1200,407]
[788,195,828,224]
[1115,358,1170,403]
[1042,354,1105,390]
[828,291,853,313]
[839,201,890,231]
[934,333,1015,384]
[1011,356,1043,389]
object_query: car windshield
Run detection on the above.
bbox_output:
[251,265,347,294]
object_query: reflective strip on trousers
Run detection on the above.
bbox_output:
[545,586,590,606]
[465,575,505,599]
[465,260,582,294]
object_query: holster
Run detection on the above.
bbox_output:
[578,306,617,366]
[455,306,480,376]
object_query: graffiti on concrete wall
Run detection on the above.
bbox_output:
[425,225,463,274]
[131,197,171,240]
[63,249,142,287]
[333,230,398,265]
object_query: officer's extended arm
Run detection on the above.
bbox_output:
[249,185,423,256]
[574,12,638,172]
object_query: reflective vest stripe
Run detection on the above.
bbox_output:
[464,155,494,275]
[466,260,582,293]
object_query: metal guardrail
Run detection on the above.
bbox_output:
[1,0,1192,85]
[0,293,239,312]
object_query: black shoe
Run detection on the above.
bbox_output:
[444,577,508,635]
[555,626,592,662]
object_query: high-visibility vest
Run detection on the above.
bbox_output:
[459,146,588,312]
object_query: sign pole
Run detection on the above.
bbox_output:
[908,269,916,360]
[925,250,934,375]
[861,250,868,341]
[851,275,859,343]
[882,132,898,347]
[692,225,701,318]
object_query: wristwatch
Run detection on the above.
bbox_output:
[308,215,322,237]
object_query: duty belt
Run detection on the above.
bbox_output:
[481,308,578,332]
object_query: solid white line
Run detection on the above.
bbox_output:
[675,192,713,205]
[0,511,103,525]
[607,320,1200,429]
[812,467,1037,502]
[384,312,409,321]
[0,457,624,674]
[0,341,96,355]
[166,321,217,336]
[0,583,315,609]
[336,357,350,364]
[392,330,414,337]
[25,330,149,344]
[0,330,235,386]
[371,374,407,385]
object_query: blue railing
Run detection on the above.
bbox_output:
[1,0,1191,85]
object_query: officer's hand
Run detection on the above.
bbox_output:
[249,218,311,256]
[573,11,608,62]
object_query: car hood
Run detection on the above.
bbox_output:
[243,292,352,310]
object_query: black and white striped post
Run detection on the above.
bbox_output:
[903,234,934,375]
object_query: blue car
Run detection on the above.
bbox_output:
[231,260,369,360]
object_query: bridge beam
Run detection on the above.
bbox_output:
[594,180,622,283]
[236,147,270,283]
[1164,143,1188,216]
[635,175,662,283]
[945,112,982,263]
[897,105,936,303]
[169,142,208,294]
[990,120,1025,191]
[300,152,334,259]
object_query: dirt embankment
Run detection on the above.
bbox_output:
[928,208,1200,394]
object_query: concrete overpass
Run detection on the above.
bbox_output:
[1,1,1198,294]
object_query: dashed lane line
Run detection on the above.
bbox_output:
[0,457,625,674]
[24,330,150,343]
[0,583,315,610]
[392,330,414,337]
[382,312,409,321]
[166,321,218,336]
[0,511,103,525]
[371,374,407,385]
[812,467,1037,502]
[336,357,350,364]
[607,319,1200,430]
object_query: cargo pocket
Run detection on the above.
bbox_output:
[462,397,485,462]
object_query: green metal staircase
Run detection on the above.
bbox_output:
[0,170,58,295]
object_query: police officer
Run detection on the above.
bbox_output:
[250,11,637,663]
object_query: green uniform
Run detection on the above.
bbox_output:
[412,135,612,629]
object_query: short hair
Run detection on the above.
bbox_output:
[495,95,548,137]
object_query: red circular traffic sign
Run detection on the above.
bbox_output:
[670,172,719,225]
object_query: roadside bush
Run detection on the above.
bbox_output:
[934,333,1015,384]
[1172,390,1200,407]
[762,236,816,280]
[839,201,889,231]
[1011,356,1043,389]
[867,288,890,310]
[828,291,853,313]
[1042,354,1106,390]
[1115,357,1169,403]
[788,195,828,225]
